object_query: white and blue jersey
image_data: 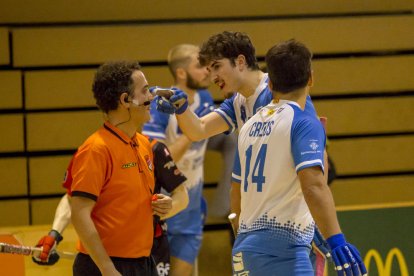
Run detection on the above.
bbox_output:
[143,89,214,234]
[215,73,317,135]
[232,100,326,256]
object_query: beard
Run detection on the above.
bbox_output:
[186,73,209,90]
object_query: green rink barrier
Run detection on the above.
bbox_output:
[326,203,413,276]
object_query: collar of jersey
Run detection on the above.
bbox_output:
[103,121,135,145]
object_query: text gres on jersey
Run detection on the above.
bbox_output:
[248,121,275,137]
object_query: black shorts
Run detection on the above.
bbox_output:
[73,252,158,276]
[151,232,170,276]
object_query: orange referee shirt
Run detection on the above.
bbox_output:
[71,121,155,258]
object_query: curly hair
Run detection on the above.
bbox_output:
[92,61,141,113]
[199,31,259,70]
[265,39,312,93]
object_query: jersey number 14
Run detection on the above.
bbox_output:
[244,144,267,192]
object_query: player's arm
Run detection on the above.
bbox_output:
[151,141,188,219]
[294,120,366,276]
[156,89,230,141]
[298,167,340,237]
[32,194,71,265]
[176,111,229,141]
[71,196,120,275]
[160,185,189,220]
[52,194,72,234]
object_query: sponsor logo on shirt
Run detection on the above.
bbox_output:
[309,141,319,150]
[121,162,137,169]
[163,161,176,170]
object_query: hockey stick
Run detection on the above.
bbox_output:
[228,213,238,237]
[0,242,76,259]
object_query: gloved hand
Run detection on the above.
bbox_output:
[154,88,188,115]
[326,233,367,276]
[32,230,63,265]
[312,227,331,259]
[194,102,215,118]
[169,88,188,114]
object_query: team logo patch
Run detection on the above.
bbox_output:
[309,141,319,150]
[267,108,275,116]
[144,155,154,171]
[121,162,137,169]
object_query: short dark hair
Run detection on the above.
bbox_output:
[265,39,312,93]
[92,61,141,113]
[199,31,259,70]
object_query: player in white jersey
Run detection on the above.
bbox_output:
[143,44,214,276]
[154,31,330,274]
[231,39,367,276]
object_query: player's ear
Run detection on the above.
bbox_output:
[236,54,247,70]
[176,67,186,82]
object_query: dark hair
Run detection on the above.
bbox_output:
[199,31,259,70]
[92,61,141,113]
[265,39,312,93]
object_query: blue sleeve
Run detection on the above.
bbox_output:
[197,89,215,106]
[304,95,317,118]
[215,94,237,134]
[291,117,326,173]
[142,100,170,140]
[231,147,242,183]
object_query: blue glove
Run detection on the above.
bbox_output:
[326,233,367,276]
[195,102,215,118]
[155,95,176,114]
[154,88,188,115]
[169,88,188,114]
[312,228,331,259]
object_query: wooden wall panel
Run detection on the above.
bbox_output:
[314,97,414,135]
[329,135,414,175]
[29,156,73,195]
[25,69,96,109]
[31,198,61,225]
[21,55,414,108]
[204,151,223,184]
[12,15,414,66]
[26,111,103,151]
[0,158,27,197]
[0,28,9,65]
[0,115,24,152]
[0,71,22,109]
[313,55,414,95]
[332,175,414,207]
[0,200,29,226]
[1,0,412,24]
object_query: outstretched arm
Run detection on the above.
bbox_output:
[176,110,230,141]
